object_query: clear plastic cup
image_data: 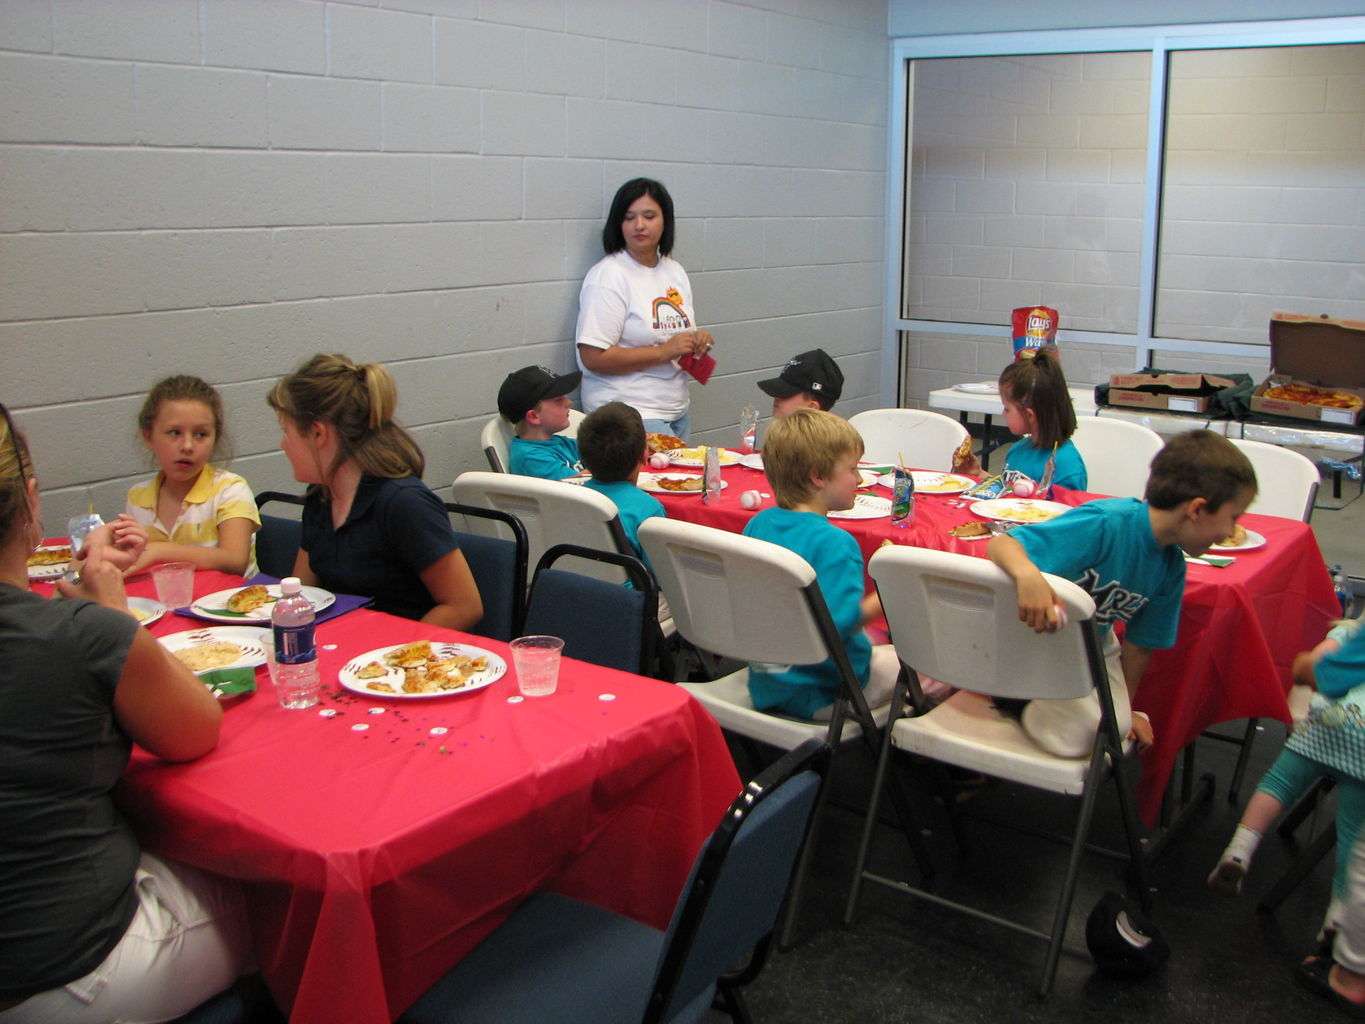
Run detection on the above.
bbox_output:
[150,561,195,609]
[510,635,564,697]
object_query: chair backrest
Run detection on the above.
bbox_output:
[479,416,513,473]
[480,409,587,474]
[1070,416,1164,498]
[523,544,658,676]
[846,408,969,470]
[252,490,306,579]
[450,470,633,586]
[444,502,528,642]
[645,739,830,1024]
[868,544,1100,703]
[1230,437,1318,522]
[638,517,844,670]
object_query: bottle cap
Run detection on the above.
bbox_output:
[281,577,302,595]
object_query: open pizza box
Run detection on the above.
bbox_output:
[1250,313,1365,427]
[1106,370,1237,413]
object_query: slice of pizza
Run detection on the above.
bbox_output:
[226,584,272,614]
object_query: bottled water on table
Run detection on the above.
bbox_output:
[272,576,319,709]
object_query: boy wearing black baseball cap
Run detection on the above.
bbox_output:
[758,349,844,419]
[498,365,583,480]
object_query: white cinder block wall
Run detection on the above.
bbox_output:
[0,0,890,525]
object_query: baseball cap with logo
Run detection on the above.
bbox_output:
[757,349,844,405]
[498,366,582,424]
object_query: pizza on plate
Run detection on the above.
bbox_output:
[226,584,272,614]
[647,433,687,453]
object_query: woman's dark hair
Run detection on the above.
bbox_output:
[601,178,675,257]
[997,345,1076,450]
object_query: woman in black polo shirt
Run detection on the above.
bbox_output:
[268,354,483,628]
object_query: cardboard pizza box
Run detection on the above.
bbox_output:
[1250,313,1365,426]
[1107,371,1237,414]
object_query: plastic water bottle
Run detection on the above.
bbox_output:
[272,577,319,709]
[1332,565,1351,616]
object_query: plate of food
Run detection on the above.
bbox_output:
[646,432,687,454]
[27,544,72,581]
[948,521,994,541]
[1210,525,1266,552]
[190,583,336,624]
[340,641,506,699]
[829,494,893,520]
[876,471,977,494]
[954,382,999,395]
[159,627,268,674]
[127,596,166,628]
[667,447,741,468]
[969,498,1072,524]
[638,472,728,495]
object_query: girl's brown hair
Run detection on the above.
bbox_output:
[267,353,425,485]
[137,375,232,462]
[997,346,1076,450]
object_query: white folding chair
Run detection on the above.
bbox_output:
[846,408,969,470]
[480,409,585,474]
[638,517,933,945]
[844,545,1149,996]
[451,471,632,588]
[1070,415,1165,498]
[1229,437,1318,522]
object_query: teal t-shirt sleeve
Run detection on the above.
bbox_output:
[1317,625,1365,699]
[509,436,581,480]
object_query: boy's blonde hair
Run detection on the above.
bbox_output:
[763,408,864,508]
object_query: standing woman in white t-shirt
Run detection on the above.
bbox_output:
[575,178,715,440]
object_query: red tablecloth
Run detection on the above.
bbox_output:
[47,570,739,1024]
[657,462,1339,825]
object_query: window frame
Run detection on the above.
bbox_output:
[882,16,1365,403]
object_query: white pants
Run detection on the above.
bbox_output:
[1020,630,1132,758]
[1,853,252,1024]
[812,644,901,722]
[1335,833,1365,975]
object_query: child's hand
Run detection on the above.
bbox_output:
[1015,574,1060,632]
[954,452,983,477]
[77,520,144,572]
[1129,710,1154,749]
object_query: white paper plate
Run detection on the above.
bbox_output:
[829,494,893,520]
[876,471,976,495]
[638,472,728,495]
[191,584,336,624]
[1210,528,1266,553]
[127,596,166,628]
[27,544,72,580]
[738,452,764,471]
[969,498,1073,524]
[339,642,506,699]
[159,627,269,673]
[667,447,741,467]
[954,382,999,395]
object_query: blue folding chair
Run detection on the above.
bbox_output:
[252,491,305,579]
[398,740,831,1024]
[522,543,658,676]
[444,501,528,643]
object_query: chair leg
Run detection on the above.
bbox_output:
[843,712,898,926]
[1039,741,1107,997]
[714,981,754,1024]
[1109,749,1153,912]
[1279,775,1336,836]
[776,753,836,948]
[1227,718,1259,804]
[1258,826,1337,913]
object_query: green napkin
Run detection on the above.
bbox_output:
[200,666,258,698]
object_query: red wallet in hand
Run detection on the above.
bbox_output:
[678,351,716,384]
